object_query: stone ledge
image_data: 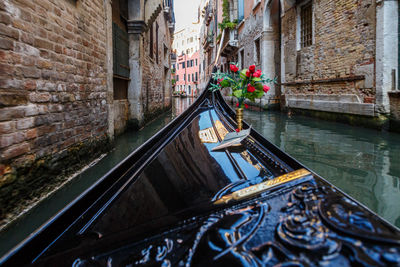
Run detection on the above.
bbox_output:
[285,94,374,117]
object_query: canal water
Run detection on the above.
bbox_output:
[242,107,400,228]
[0,96,399,257]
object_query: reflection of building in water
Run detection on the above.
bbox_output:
[173,97,195,117]
[199,127,218,143]
[199,120,229,143]
[240,151,263,172]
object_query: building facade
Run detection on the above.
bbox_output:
[199,0,400,124]
[172,23,201,95]
[175,51,200,96]
[0,0,174,227]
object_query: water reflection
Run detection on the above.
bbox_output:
[242,109,400,228]
[172,97,195,117]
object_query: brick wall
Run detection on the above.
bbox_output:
[0,0,110,225]
[282,0,376,102]
[142,11,173,120]
[237,2,264,70]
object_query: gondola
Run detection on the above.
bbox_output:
[1,70,400,266]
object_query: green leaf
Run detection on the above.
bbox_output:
[220,79,230,87]
[233,90,242,98]
[252,77,261,82]
[255,83,263,91]
[240,69,248,79]
[255,90,264,98]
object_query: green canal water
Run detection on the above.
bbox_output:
[243,108,400,228]
[0,97,399,257]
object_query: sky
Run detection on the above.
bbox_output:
[173,0,202,32]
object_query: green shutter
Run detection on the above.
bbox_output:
[113,23,130,78]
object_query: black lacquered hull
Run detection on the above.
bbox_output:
[1,89,400,266]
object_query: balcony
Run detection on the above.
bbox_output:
[221,29,238,57]
[203,33,214,50]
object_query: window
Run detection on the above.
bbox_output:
[176,75,179,81]
[188,74,190,82]
[164,44,168,61]
[192,73,194,81]
[300,2,312,48]
[238,0,244,22]
[191,60,194,67]
[149,23,153,58]
[195,72,198,81]
[182,62,185,68]
[195,59,198,66]
[187,60,190,66]
[156,23,159,63]
[239,49,244,69]
[254,37,261,65]
[184,74,186,81]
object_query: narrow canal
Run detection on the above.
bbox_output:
[0,96,399,257]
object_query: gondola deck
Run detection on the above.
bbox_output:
[1,84,400,266]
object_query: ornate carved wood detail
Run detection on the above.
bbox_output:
[71,179,400,266]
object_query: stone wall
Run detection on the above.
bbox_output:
[0,0,110,226]
[141,11,173,122]
[281,0,377,116]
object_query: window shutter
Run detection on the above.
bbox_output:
[113,23,130,78]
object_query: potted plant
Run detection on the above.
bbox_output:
[210,63,276,131]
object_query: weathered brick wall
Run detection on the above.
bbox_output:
[142,11,173,121]
[282,0,376,102]
[237,4,264,70]
[0,0,110,225]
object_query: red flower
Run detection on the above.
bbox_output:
[246,70,251,78]
[236,102,239,107]
[253,69,261,78]
[230,64,239,72]
[247,83,255,93]
[249,65,256,73]
[244,104,249,109]
[263,85,270,93]
[235,128,240,132]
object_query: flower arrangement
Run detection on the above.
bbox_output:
[210,63,276,131]
[210,64,275,108]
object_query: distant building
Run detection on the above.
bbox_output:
[172,23,201,95]
[199,0,400,121]
[175,51,200,96]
